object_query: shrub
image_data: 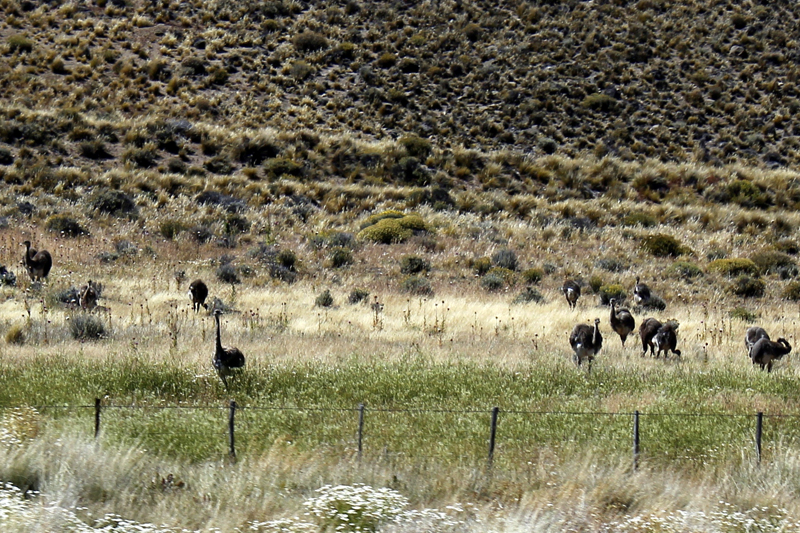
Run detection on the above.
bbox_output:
[276,249,297,270]
[348,288,369,304]
[402,275,433,296]
[376,52,397,68]
[589,275,604,293]
[621,212,657,228]
[159,219,186,240]
[89,189,137,216]
[7,35,33,53]
[730,307,758,322]
[79,140,111,160]
[70,314,106,340]
[725,179,772,209]
[189,225,214,243]
[122,146,159,168]
[463,23,482,42]
[596,257,626,272]
[399,135,432,158]
[290,61,314,80]
[391,156,429,186]
[729,275,765,298]
[400,255,430,275]
[0,266,16,287]
[264,157,303,178]
[358,213,428,244]
[668,261,704,280]
[362,210,405,227]
[775,239,800,255]
[233,137,280,165]
[315,289,334,308]
[481,272,505,292]
[204,155,234,175]
[5,324,25,345]
[639,295,667,311]
[0,147,13,165]
[641,234,687,258]
[708,258,759,277]
[512,287,543,304]
[598,284,626,305]
[521,268,544,285]
[216,264,241,284]
[293,31,328,52]
[581,93,617,111]
[472,257,492,276]
[358,218,413,244]
[782,281,800,301]
[492,248,518,271]
[180,57,207,76]
[46,215,87,237]
[206,66,229,86]
[750,251,796,275]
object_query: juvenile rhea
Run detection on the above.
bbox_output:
[569,318,603,368]
[213,309,245,389]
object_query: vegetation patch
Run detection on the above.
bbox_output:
[598,284,626,305]
[641,234,688,258]
[729,275,765,298]
[45,215,87,237]
[708,259,759,277]
[358,212,428,244]
[667,261,704,280]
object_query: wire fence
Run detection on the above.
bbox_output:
[4,401,800,468]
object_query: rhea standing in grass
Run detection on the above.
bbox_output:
[213,309,245,389]
[609,298,635,347]
[22,240,52,282]
[562,279,581,309]
[569,318,603,369]
[189,279,209,312]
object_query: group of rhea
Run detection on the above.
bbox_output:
[22,240,245,389]
[562,277,791,373]
[21,238,790,385]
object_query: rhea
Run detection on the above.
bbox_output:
[213,309,245,389]
[633,276,651,306]
[79,280,99,311]
[569,318,603,368]
[22,240,52,282]
[653,321,681,359]
[639,317,663,357]
[609,298,635,347]
[750,337,791,373]
[744,326,770,355]
[189,279,209,312]
[562,279,581,309]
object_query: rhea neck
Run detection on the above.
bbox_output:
[215,314,222,350]
[593,321,600,344]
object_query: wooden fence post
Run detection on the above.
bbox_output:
[633,410,640,471]
[94,398,101,439]
[756,411,763,465]
[357,403,365,462]
[228,400,237,459]
[488,407,499,468]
